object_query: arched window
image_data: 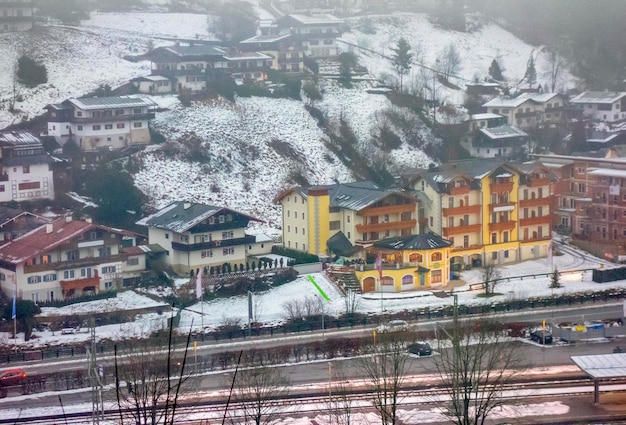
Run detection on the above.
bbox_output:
[409,253,423,262]
[431,252,443,262]
[402,275,413,285]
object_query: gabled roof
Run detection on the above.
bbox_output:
[412,158,521,191]
[223,52,272,61]
[274,182,414,212]
[240,33,291,44]
[482,92,561,108]
[373,233,452,251]
[468,113,503,121]
[0,131,41,147]
[570,91,626,104]
[152,44,227,59]
[327,231,361,257]
[279,14,343,26]
[136,201,261,233]
[0,218,94,265]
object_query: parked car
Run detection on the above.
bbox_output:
[530,328,553,344]
[0,369,26,387]
[376,320,409,333]
[407,341,432,356]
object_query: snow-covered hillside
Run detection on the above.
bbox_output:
[0,9,575,235]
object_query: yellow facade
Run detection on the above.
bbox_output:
[354,246,451,292]
[307,189,331,256]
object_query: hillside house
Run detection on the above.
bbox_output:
[0,131,55,202]
[0,0,33,32]
[130,75,173,95]
[569,91,626,123]
[274,181,419,258]
[239,33,306,74]
[276,14,343,58]
[0,217,148,303]
[466,124,530,159]
[482,93,565,129]
[466,113,507,132]
[45,96,155,152]
[136,201,266,274]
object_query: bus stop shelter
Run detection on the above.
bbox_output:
[571,353,626,405]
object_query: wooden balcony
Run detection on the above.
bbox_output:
[451,244,482,253]
[449,185,470,195]
[442,204,481,217]
[519,197,551,208]
[443,223,481,237]
[359,203,415,217]
[519,216,551,227]
[488,221,516,232]
[490,182,514,193]
[520,236,552,243]
[488,201,516,212]
[24,253,127,274]
[356,219,416,233]
[528,178,550,188]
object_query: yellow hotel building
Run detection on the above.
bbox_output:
[401,159,552,271]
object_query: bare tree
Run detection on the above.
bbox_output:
[343,289,360,316]
[227,364,290,425]
[282,296,322,321]
[358,334,411,425]
[482,262,501,295]
[326,361,355,425]
[548,50,564,93]
[433,315,526,425]
[113,324,193,425]
[437,43,462,81]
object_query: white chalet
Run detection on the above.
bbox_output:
[0,0,33,32]
[0,217,148,303]
[45,96,155,152]
[569,91,626,123]
[0,131,55,202]
[482,93,565,129]
[137,202,264,275]
[276,14,343,58]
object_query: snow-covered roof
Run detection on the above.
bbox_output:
[571,353,626,379]
[284,14,343,25]
[570,91,626,104]
[479,124,528,139]
[133,75,170,82]
[0,131,41,146]
[136,201,261,233]
[69,96,155,110]
[482,92,560,108]
[224,52,272,61]
[468,113,503,121]
[240,34,291,44]
[160,44,227,58]
[588,168,626,178]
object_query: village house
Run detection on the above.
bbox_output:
[0,216,148,303]
[465,124,530,159]
[239,33,306,74]
[0,131,55,202]
[44,96,155,152]
[0,206,52,243]
[482,92,566,129]
[274,181,419,258]
[535,152,626,263]
[130,75,173,95]
[569,91,626,123]
[400,158,552,271]
[136,201,268,275]
[0,0,33,32]
[275,14,343,58]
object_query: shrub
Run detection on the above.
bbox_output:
[17,55,48,88]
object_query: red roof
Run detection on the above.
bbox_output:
[122,245,147,256]
[0,218,93,265]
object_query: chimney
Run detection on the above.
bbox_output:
[183,202,192,210]
[85,217,92,224]
[46,223,53,234]
[65,215,72,223]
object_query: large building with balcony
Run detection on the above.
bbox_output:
[0,217,148,303]
[0,0,34,32]
[0,131,55,202]
[536,153,626,262]
[45,96,155,152]
[275,14,343,58]
[136,201,264,274]
[569,91,626,123]
[401,159,552,271]
[274,181,419,258]
[482,92,566,129]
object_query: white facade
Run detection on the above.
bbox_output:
[0,1,33,32]
[45,96,155,152]
[570,91,626,122]
[0,163,53,202]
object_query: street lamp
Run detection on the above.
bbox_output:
[315,294,326,340]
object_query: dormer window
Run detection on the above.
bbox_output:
[219,215,225,223]
[208,217,215,224]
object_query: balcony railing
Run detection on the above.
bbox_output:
[488,201,516,212]
[442,204,481,217]
[443,223,481,237]
[171,235,256,252]
[72,113,155,124]
[449,185,470,195]
[451,244,482,252]
[356,219,417,233]
[519,197,551,208]
[520,236,552,243]
[528,178,550,188]
[519,216,551,227]
[488,220,516,232]
[490,182,514,193]
[359,203,415,217]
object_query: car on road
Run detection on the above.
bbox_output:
[376,320,409,333]
[407,341,432,356]
[0,368,26,387]
[530,328,553,344]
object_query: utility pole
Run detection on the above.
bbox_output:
[88,318,104,425]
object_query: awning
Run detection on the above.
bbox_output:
[415,266,430,273]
